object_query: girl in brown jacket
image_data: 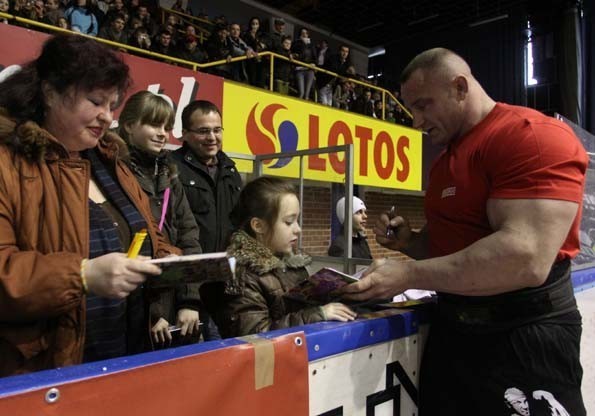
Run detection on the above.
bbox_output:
[218,177,356,338]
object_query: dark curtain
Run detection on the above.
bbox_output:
[384,4,528,106]
[557,5,584,126]
[384,5,528,189]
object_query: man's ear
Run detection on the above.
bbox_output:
[453,75,469,100]
[250,217,267,236]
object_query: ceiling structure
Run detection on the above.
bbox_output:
[257,0,537,48]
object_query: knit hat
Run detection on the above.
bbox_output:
[336,196,366,225]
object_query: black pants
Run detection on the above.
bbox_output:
[419,314,585,415]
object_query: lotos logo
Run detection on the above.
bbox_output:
[246,103,298,168]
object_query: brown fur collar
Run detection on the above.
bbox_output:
[0,107,128,161]
[228,230,311,275]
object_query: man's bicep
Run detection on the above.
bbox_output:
[487,198,578,263]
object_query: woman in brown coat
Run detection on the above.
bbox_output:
[218,177,356,338]
[0,34,178,376]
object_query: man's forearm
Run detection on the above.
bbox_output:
[403,230,553,296]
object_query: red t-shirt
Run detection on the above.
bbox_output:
[425,103,588,260]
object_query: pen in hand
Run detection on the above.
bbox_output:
[386,206,397,238]
[127,228,148,259]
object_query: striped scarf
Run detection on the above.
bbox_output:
[83,149,152,363]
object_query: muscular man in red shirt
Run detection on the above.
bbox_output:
[343,48,587,415]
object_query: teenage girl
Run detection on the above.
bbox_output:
[218,176,356,337]
[118,90,209,346]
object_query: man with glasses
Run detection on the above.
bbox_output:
[172,100,242,340]
[172,100,242,254]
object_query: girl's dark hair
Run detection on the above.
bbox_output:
[0,34,131,124]
[230,176,298,239]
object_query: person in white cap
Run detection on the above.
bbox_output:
[328,196,372,259]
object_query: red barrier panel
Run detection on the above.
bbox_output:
[0,333,309,415]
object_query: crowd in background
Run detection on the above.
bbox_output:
[0,0,410,125]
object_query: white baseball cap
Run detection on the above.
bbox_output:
[336,196,366,225]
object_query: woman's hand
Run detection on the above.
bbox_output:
[176,308,199,336]
[84,253,161,299]
[151,317,171,344]
[321,303,357,322]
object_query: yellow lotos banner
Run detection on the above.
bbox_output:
[222,82,423,191]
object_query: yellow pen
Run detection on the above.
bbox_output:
[127,228,147,258]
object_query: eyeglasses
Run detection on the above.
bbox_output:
[186,127,224,136]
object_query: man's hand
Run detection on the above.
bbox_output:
[176,308,199,336]
[373,208,413,251]
[340,258,411,301]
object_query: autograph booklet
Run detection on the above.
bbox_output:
[147,252,236,287]
[284,267,364,305]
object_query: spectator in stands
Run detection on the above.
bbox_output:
[32,0,46,21]
[328,196,372,259]
[0,34,175,376]
[267,16,285,53]
[125,15,142,38]
[150,28,174,58]
[242,16,268,88]
[315,39,332,105]
[184,23,196,37]
[64,0,98,36]
[352,89,374,117]
[171,0,183,14]
[333,79,354,110]
[176,34,207,64]
[385,110,396,123]
[171,100,242,338]
[0,0,10,23]
[273,35,293,95]
[117,91,204,347]
[132,4,155,36]
[104,0,125,23]
[98,12,128,44]
[205,23,233,78]
[56,14,68,28]
[291,27,316,100]
[217,176,357,337]
[12,0,35,19]
[44,0,64,25]
[129,26,151,51]
[228,22,255,82]
[373,99,384,119]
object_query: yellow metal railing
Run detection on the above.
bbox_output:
[0,11,412,121]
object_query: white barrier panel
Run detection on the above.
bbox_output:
[309,335,419,415]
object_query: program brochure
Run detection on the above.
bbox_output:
[284,267,363,305]
[147,252,236,287]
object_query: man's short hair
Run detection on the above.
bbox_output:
[182,100,222,129]
[400,47,461,84]
[274,17,286,26]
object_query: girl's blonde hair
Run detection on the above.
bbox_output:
[118,90,175,142]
